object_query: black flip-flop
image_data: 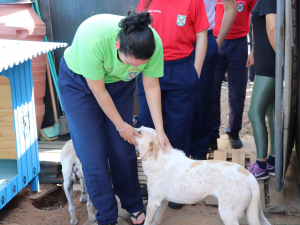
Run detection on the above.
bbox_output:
[130,207,146,225]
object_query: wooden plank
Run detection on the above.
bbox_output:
[27,184,59,200]
[25,60,39,185]
[138,175,147,181]
[20,62,33,183]
[265,176,285,213]
[40,173,64,184]
[7,68,24,194]
[27,60,41,178]
[209,151,254,159]
[138,171,145,176]
[0,76,17,160]
[39,141,68,145]
[213,150,227,161]
[15,66,29,188]
[232,151,246,167]
[249,151,256,162]
[38,144,65,149]
[258,180,265,210]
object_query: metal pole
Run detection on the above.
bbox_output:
[275,0,285,191]
[282,0,294,180]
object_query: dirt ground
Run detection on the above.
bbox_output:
[1,82,300,225]
[1,184,300,225]
[0,185,92,225]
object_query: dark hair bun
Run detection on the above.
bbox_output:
[119,11,152,34]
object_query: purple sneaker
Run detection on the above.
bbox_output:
[248,162,269,180]
[267,163,275,176]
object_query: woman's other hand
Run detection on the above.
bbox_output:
[119,124,141,146]
[156,130,172,154]
[246,50,254,67]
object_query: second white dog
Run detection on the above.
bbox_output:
[61,140,96,225]
[134,126,271,225]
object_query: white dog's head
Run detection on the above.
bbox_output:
[135,126,160,160]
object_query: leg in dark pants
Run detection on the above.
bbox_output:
[58,58,143,225]
[104,81,144,213]
[212,47,227,140]
[212,37,248,140]
[137,54,198,156]
[190,31,219,158]
[225,37,248,135]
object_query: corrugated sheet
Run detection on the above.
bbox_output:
[0,39,67,72]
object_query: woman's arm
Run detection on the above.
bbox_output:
[217,0,237,50]
[86,78,141,145]
[266,13,277,52]
[194,30,207,78]
[142,75,171,152]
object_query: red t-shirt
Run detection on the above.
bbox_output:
[137,0,209,61]
[213,0,257,40]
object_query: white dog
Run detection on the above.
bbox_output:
[61,140,96,225]
[134,126,271,225]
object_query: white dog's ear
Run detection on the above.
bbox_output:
[148,135,160,160]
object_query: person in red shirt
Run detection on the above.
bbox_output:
[136,0,209,209]
[211,0,257,150]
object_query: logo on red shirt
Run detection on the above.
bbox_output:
[237,3,245,12]
[177,15,186,27]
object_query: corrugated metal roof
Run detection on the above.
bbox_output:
[0,39,67,72]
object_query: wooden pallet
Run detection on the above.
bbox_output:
[137,159,147,185]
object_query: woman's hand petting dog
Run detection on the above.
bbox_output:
[119,124,141,146]
[156,130,172,154]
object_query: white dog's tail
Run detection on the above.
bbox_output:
[246,175,271,225]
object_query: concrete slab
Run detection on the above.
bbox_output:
[267,177,285,213]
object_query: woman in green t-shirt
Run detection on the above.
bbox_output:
[58,12,170,225]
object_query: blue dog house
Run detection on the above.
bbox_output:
[0,40,66,209]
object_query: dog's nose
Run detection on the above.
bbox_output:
[138,131,141,134]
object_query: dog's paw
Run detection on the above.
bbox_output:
[79,193,88,203]
[70,218,79,225]
[88,214,96,222]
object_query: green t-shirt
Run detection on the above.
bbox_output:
[64,14,164,83]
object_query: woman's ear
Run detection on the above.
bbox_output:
[115,41,120,50]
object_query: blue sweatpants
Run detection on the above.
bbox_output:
[212,36,248,139]
[136,53,198,156]
[190,30,219,157]
[58,58,144,225]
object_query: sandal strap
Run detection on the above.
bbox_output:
[130,208,146,220]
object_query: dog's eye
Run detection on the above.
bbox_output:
[138,131,141,134]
